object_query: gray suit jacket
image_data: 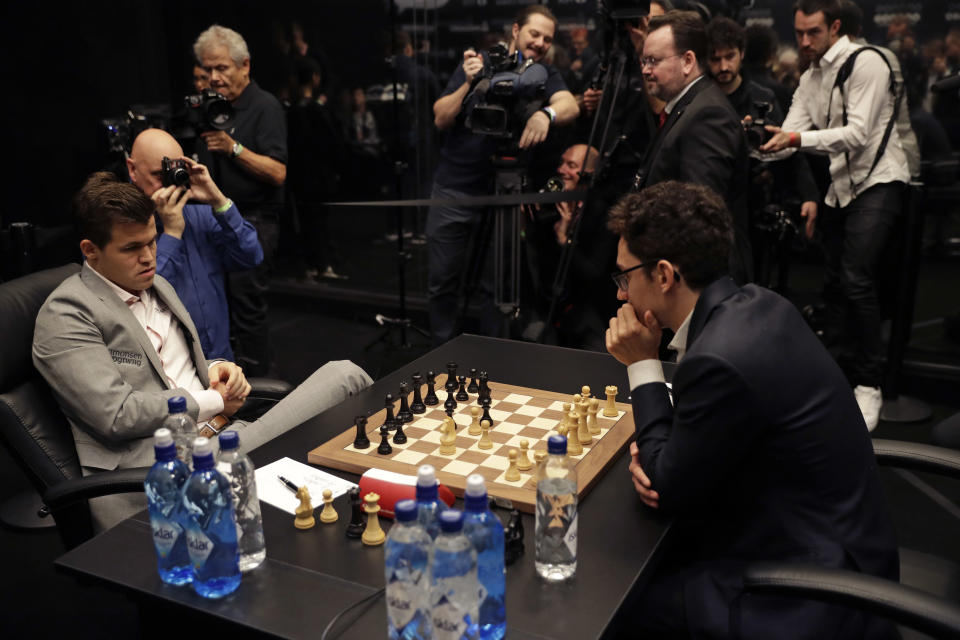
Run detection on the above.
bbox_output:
[33,263,215,471]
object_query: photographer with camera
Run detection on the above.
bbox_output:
[760,0,911,431]
[194,24,288,377]
[706,16,820,257]
[127,129,262,362]
[427,4,579,345]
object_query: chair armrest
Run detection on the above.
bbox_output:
[247,377,294,402]
[872,439,960,480]
[743,562,960,638]
[42,467,149,550]
[43,467,148,510]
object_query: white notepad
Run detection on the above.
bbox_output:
[255,457,358,515]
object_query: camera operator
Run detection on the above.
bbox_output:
[427,4,579,346]
[126,129,262,362]
[634,10,752,284]
[760,0,911,431]
[706,17,820,246]
[194,24,288,377]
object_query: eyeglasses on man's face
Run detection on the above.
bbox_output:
[611,260,658,292]
[640,53,681,69]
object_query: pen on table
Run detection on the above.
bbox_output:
[278,475,300,493]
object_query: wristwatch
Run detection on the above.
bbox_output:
[231,141,244,157]
[540,106,557,124]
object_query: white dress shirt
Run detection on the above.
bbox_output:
[626,310,693,390]
[781,36,909,208]
[87,265,224,420]
[664,75,704,117]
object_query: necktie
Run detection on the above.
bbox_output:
[658,110,668,129]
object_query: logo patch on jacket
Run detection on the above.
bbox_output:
[110,349,143,366]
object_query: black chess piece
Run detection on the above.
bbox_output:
[410,373,426,414]
[377,425,393,454]
[467,368,479,394]
[446,361,458,385]
[345,487,364,538]
[424,370,439,406]
[393,419,408,444]
[479,371,490,402]
[353,415,370,449]
[384,393,397,431]
[444,387,457,415]
[481,395,494,427]
[398,382,414,423]
[504,509,525,565]
[456,375,469,402]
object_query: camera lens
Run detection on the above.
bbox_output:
[172,167,190,187]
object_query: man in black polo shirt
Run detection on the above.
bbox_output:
[194,24,288,377]
[427,4,579,345]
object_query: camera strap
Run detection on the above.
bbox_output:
[825,45,901,201]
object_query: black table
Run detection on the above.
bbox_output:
[56,335,673,639]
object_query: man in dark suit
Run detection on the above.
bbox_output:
[604,181,898,638]
[634,10,752,283]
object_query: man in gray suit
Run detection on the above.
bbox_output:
[33,172,372,530]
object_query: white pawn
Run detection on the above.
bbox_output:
[478,419,493,449]
[516,439,533,471]
[504,449,521,482]
[319,488,338,523]
[469,406,482,436]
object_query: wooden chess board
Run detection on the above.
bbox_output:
[308,374,634,513]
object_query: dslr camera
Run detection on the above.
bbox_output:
[743,101,774,150]
[463,43,548,139]
[183,89,235,132]
[161,157,190,188]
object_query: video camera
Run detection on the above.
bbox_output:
[183,89,235,132]
[744,101,774,150]
[161,157,190,188]
[463,43,548,140]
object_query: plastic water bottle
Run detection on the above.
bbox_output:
[216,430,266,572]
[462,475,505,640]
[181,436,241,598]
[535,434,578,582]
[430,509,480,640]
[385,499,432,640]
[164,396,198,467]
[144,428,192,585]
[416,464,441,539]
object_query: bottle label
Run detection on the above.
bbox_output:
[565,513,578,559]
[432,597,467,640]
[386,582,417,629]
[186,527,215,569]
[538,490,576,531]
[151,516,182,558]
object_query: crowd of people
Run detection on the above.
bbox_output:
[26,2,960,637]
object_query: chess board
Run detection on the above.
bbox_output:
[308,374,634,513]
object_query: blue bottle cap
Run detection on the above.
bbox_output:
[438,509,464,533]
[395,499,418,522]
[167,396,187,414]
[218,430,240,450]
[547,434,567,455]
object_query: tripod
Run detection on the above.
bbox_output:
[364,1,430,352]
[456,154,529,339]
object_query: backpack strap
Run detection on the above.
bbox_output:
[826,46,901,199]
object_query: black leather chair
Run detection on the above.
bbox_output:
[744,439,960,638]
[0,264,292,549]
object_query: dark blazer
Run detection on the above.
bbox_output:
[631,277,899,638]
[636,77,753,283]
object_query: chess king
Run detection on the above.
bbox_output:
[604,181,898,638]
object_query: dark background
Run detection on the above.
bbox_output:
[3,0,953,231]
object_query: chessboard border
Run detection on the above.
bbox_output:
[307,375,635,513]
